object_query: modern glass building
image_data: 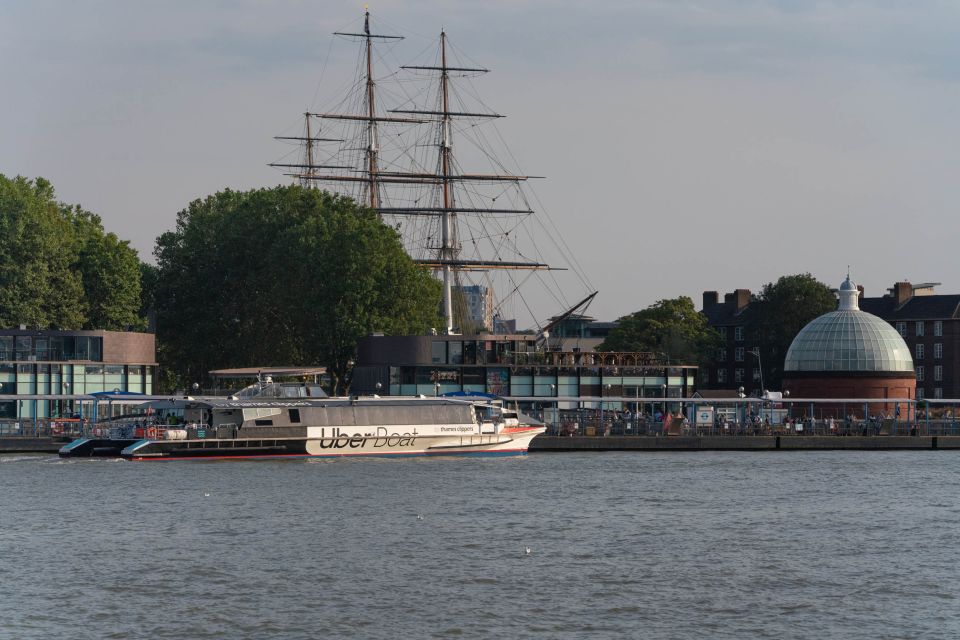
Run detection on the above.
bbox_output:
[351,333,698,413]
[0,328,157,424]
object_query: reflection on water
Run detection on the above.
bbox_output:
[1,452,959,639]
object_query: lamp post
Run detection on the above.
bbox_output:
[602,383,611,434]
[63,381,71,420]
[434,381,441,397]
[749,348,764,395]
[749,349,765,426]
[375,381,382,395]
[660,383,667,419]
[738,386,745,430]
[784,390,791,432]
[549,383,556,432]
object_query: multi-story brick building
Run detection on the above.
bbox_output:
[860,282,960,400]
[699,289,755,391]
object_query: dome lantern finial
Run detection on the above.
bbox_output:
[838,273,859,311]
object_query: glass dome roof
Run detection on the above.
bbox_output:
[783,276,914,373]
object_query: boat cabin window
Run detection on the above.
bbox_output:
[474,406,495,422]
[255,419,273,426]
[289,409,301,423]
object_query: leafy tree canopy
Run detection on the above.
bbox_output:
[599,296,721,365]
[0,174,144,330]
[743,273,836,391]
[152,185,441,393]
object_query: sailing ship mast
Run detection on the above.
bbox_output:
[272,12,563,334]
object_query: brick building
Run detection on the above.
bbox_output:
[860,282,960,400]
[699,289,755,391]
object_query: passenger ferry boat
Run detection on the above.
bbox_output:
[58,381,544,460]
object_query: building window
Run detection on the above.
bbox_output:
[934,343,942,359]
[916,366,924,382]
[718,327,727,339]
[735,347,744,362]
[699,369,709,384]
[735,368,744,383]
[431,341,446,364]
[753,368,761,382]
[716,369,727,383]
[717,348,727,361]
[734,326,743,342]
[934,321,943,337]
[917,388,925,400]
[934,388,943,399]
[916,321,924,337]
[896,322,906,337]
[915,344,924,360]
[934,365,943,381]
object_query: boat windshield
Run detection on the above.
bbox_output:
[233,382,328,399]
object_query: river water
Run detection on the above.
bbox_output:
[1,451,958,639]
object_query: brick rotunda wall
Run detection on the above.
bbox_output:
[782,375,916,418]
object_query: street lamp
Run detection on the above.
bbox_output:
[375,381,382,395]
[601,383,611,432]
[661,383,667,418]
[749,348,764,394]
[738,386,745,428]
[434,381,441,397]
[63,381,71,419]
[550,383,560,427]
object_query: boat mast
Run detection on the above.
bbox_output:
[273,22,565,333]
[303,112,314,187]
[364,10,380,210]
[439,31,456,333]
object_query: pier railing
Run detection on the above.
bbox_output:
[534,415,960,438]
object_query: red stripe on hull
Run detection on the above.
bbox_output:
[131,447,530,461]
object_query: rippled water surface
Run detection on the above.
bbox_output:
[1,451,959,639]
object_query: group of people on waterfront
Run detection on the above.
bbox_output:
[543,408,944,437]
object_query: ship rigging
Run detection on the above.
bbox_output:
[271,10,595,334]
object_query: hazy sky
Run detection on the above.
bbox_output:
[4,1,960,325]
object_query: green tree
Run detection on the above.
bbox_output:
[0,175,87,329]
[743,273,836,391]
[71,208,145,330]
[599,296,721,365]
[0,174,146,331]
[153,185,441,393]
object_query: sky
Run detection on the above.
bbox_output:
[4,0,960,326]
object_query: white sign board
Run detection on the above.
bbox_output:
[695,407,714,426]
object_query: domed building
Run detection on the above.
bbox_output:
[782,275,916,413]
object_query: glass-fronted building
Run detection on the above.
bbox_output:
[0,328,157,424]
[351,333,697,413]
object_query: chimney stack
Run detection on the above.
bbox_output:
[734,289,751,312]
[894,281,912,307]
[702,291,719,310]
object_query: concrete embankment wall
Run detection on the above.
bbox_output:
[531,435,960,452]
[0,437,67,453]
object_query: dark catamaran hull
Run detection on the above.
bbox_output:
[58,438,140,458]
